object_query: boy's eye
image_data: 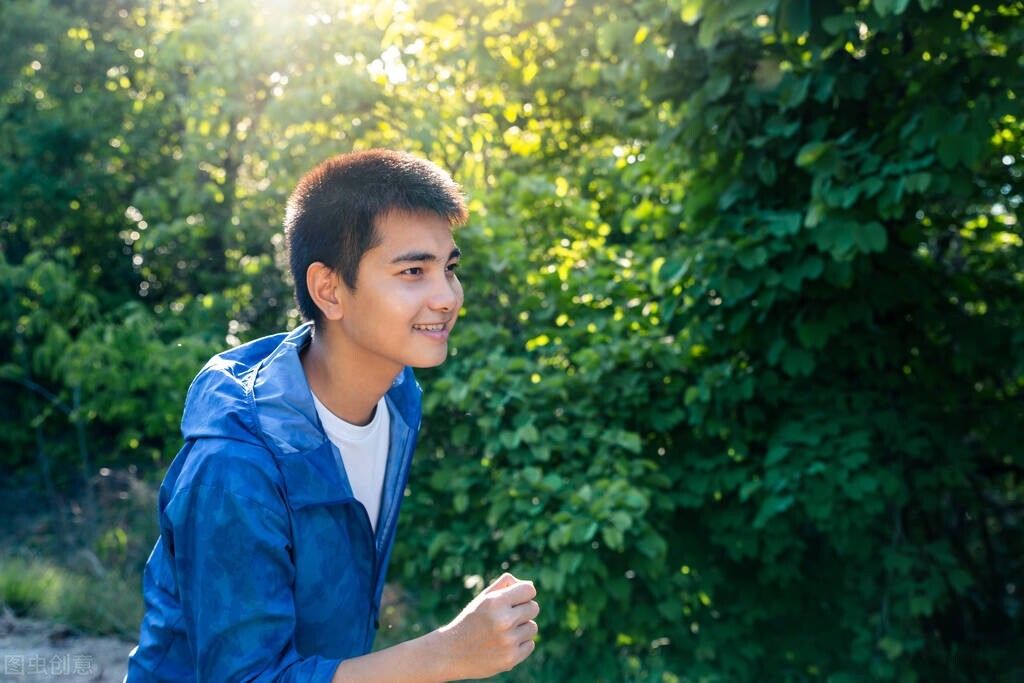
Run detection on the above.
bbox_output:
[399,262,459,276]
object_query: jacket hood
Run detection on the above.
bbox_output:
[180,322,422,456]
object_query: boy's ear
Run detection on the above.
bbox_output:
[306,262,344,321]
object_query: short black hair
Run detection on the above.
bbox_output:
[284,149,468,326]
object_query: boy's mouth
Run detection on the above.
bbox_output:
[412,322,447,332]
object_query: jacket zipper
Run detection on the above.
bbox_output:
[339,497,378,644]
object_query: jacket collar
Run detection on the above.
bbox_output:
[248,322,421,522]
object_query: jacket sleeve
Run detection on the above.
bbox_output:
[165,480,343,682]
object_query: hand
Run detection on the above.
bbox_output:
[433,572,540,680]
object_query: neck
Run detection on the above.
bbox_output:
[300,324,399,426]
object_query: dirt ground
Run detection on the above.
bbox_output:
[0,609,132,682]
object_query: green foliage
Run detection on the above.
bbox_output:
[0,556,142,637]
[1,0,1022,680]
[0,557,62,616]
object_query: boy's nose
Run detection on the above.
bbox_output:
[429,275,460,312]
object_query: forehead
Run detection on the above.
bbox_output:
[369,209,457,255]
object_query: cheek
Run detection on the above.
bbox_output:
[382,281,423,309]
[453,278,465,307]
[358,283,419,327]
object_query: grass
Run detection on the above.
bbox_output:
[0,467,154,639]
[0,554,143,638]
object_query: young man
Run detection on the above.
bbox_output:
[126,150,539,682]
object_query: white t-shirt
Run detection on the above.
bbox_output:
[311,393,390,532]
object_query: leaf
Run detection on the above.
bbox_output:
[765,211,803,236]
[601,525,625,551]
[802,255,824,279]
[845,474,879,500]
[538,566,565,593]
[878,636,904,660]
[860,177,885,197]
[705,74,732,101]
[957,133,982,167]
[753,494,794,528]
[518,423,540,444]
[606,577,630,601]
[796,318,830,348]
[778,75,811,110]
[637,533,667,559]
[697,0,764,48]
[610,511,632,531]
[660,257,691,287]
[822,13,857,35]
[573,521,599,544]
[718,182,748,209]
[757,157,777,185]
[764,117,801,138]
[548,526,570,550]
[620,431,642,454]
[936,132,981,170]
[796,140,831,168]
[739,478,762,501]
[541,473,564,491]
[451,423,470,446]
[804,202,826,228]
[499,430,520,450]
[765,445,790,465]
[657,600,680,620]
[936,134,961,168]
[909,594,935,616]
[904,172,932,193]
[776,0,811,35]
[873,0,912,16]
[781,347,815,376]
[522,62,539,84]
[736,246,768,270]
[858,222,888,253]
[680,0,702,24]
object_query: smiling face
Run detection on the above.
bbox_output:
[330,209,463,378]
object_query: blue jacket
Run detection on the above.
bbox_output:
[126,323,422,681]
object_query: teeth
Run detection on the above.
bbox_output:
[413,323,445,331]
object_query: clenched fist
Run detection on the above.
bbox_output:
[434,572,540,680]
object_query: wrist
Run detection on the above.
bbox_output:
[424,626,459,682]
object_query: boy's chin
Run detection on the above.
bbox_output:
[408,352,450,369]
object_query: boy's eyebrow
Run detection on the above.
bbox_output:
[390,247,461,264]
